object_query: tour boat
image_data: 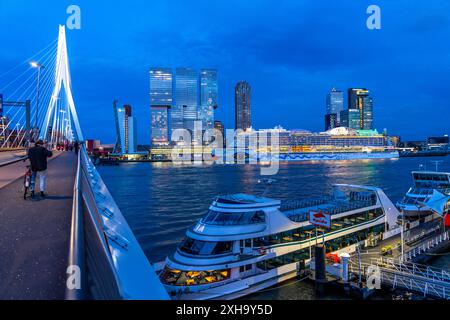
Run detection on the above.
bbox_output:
[396,171,450,218]
[157,184,401,300]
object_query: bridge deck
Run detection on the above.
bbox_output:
[0,152,76,300]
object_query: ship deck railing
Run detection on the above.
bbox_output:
[283,199,377,223]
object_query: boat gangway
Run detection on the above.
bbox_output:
[348,233,450,300]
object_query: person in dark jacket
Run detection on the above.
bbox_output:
[27,140,53,198]
[74,141,80,155]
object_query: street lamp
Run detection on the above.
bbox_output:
[30,61,45,140]
[15,123,20,148]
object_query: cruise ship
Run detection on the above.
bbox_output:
[158,184,400,300]
[397,171,450,218]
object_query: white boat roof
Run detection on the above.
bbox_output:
[214,193,280,206]
[412,171,450,176]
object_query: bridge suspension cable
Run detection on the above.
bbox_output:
[0,25,82,149]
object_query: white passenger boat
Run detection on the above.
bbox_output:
[397,171,450,218]
[158,184,401,300]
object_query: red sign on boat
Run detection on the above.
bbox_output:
[309,211,331,229]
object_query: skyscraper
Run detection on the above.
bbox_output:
[326,88,344,127]
[116,104,137,154]
[325,113,338,131]
[348,88,373,130]
[150,68,172,145]
[235,81,252,131]
[340,109,361,130]
[199,69,218,130]
[176,68,198,132]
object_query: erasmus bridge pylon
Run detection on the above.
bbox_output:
[41,25,83,144]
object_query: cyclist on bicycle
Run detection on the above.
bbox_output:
[27,140,53,198]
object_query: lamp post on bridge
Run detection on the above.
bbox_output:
[30,61,45,142]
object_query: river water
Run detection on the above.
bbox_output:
[98,156,450,300]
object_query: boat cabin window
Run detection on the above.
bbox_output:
[202,210,265,225]
[413,173,450,189]
[254,208,384,247]
[179,237,233,256]
[160,267,230,287]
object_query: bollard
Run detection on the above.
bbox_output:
[340,253,350,283]
[315,244,327,295]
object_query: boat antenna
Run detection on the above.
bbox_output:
[258,178,277,197]
[431,160,443,172]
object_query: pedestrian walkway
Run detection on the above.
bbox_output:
[0,152,77,300]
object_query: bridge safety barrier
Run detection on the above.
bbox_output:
[66,147,169,300]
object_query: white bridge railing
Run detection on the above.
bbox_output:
[66,147,169,300]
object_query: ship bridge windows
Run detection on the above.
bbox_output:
[179,237,233,256]
[202,210,265,225]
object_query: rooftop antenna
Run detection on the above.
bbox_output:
[258,178,277,197]
[431,160,443,172]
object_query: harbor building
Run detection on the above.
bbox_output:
[150,68,173,145]
[235,81,252,132]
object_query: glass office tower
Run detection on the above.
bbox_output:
[116,104,136,154]
[176,68,198,132]
[235,81,252,131]
[325,113,338,131]
[326,88,344,126]
[348,88,373,130]
[199,69,218,130]
[340,109,361,130]
[150,68,173,145]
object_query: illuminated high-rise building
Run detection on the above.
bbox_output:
[326,88,344,126]
[235,81,252,131]
[199,69,218,130]
[150,68,173,145]
[325,113,338,131]
[176,68,198,132]
[348,88,373,130]
[116,104,137,154]
[340,109,361,130]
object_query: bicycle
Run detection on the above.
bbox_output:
[23,165,33,200]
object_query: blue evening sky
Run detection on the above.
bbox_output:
[0,0,449,143]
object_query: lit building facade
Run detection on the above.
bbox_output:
[151,106,170,146]
[340,109,361,130]
[325,113,338,131]
[348,88,373,130]
[199,69,218,130]
[116,104,137,154]
[176,68,198,132]
[235,81,252,131]
[150,68,173,145]
[326,88,344,126]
